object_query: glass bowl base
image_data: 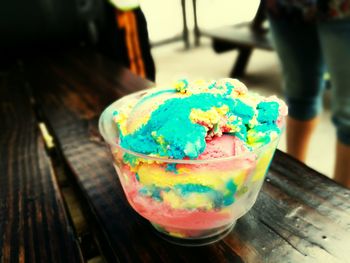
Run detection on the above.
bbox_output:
[152,221,236,247]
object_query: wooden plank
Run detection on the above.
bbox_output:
[26,50,350,262]
[0,68,83,262]
[223,154,350,262]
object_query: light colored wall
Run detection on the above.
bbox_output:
[141,0,260,42]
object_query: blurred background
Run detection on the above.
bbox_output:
[141,0,335,178]
[0,0,335,178]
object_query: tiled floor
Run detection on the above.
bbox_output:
[142,1,336,178]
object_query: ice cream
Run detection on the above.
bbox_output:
[100,78,287,243]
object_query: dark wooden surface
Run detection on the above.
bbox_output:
[24,50,350,263]
[0,68,82,262]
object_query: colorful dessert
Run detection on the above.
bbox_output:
[99,78,287,244]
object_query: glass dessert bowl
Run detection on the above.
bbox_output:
[99,88,284,246]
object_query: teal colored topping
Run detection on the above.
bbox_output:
[123,153,139,166]
[213,194,236,207]
[174,184,213,196]
[139,187,151,196]
[232,99,255,124]
[254,123,280,133]
[135,173,140,182]
[121,93,227,159]
[223,82,234,96]
[223,195,235,206]
[138,181,239,208]
[117,88,283,160]
[121,93,245,159]
[226,111,248,141]
[179,79,189,87]
[233,127,248,141]
[226,180,237,193]
[166,163,178,173]
[139,186,162,201]
[257,101,279,123]
[222,180,237,206]
[208,81,216,89]
[152,190,162,201]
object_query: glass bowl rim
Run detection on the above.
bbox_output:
[99,89,285,164]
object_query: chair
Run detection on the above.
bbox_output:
[194,1,273,77]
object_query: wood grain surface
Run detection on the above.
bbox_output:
[26,50,350,263]
[0,68,83,263]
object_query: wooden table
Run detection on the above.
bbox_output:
[1,50,350,263]
[0,63,82,262]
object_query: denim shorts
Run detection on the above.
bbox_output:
[268,16,350,145]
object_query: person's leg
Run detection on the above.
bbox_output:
[318,19,350,188]
[134,8,156,81]
[268,17,326,162]
[334,141,350,187]
[286,116,320,161]
[96,3,155,81]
